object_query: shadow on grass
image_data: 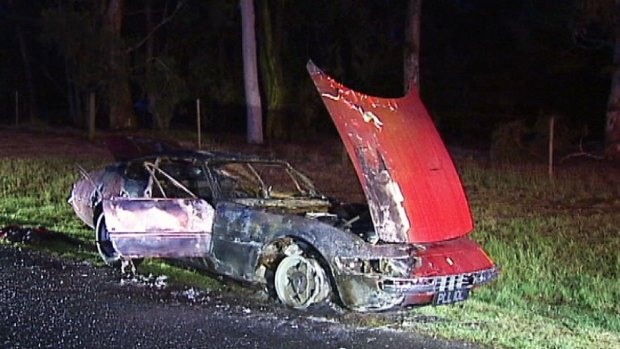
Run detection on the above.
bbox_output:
[0,224,96,252]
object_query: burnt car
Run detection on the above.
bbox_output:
[68,62,498,311]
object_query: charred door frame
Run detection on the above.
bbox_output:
[103,197,215,258]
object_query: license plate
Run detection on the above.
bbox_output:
[433,289,470,305]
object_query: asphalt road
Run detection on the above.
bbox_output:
[0,244,482,349]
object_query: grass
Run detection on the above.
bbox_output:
[407,161,620,349]
[1,139,619,349]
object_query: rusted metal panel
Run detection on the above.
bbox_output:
[307,61,473,243]
[103,198,214,258]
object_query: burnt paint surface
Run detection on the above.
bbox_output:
[209,202,422,310]
[210,201,370,280]
[308,61,473,244]
[103,198,214,258]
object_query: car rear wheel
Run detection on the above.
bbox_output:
[95,212,122,268]
[274,254,331,309]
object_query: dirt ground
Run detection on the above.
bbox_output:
[0,127,113,160]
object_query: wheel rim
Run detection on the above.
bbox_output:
[274,254,329,308]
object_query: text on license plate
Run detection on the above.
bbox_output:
[433,289,470,305]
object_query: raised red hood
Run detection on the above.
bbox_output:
[308,61,473,243]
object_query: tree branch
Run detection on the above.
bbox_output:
[126,0,185,54]
[559,136,605,163]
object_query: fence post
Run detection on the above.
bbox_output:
[196,98,202,149]
[548,116,555,181]
[14,91,19,126]
[88,92,96,141]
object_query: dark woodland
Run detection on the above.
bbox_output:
[1,0,618,158]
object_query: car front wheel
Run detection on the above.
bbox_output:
[274,254,331,309]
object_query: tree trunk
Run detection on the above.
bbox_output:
[65,58,79,126]
[145,0,157,130]
[88,92,96,141]
[240,0,264,144]
[403,0,422,94]
[16,25,38,123]
[606,2,620,159]
[258,0,287,140]
[103,0,136,129]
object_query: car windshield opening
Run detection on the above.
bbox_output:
[212,161,313,200]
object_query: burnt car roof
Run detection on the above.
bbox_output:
[105,136,288,165]
[105,135,183,161]
[112,147,290,166]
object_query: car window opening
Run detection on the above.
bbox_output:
[143,160,198,199]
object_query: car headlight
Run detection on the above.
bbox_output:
[335,256,413,277]
[380,257,411,277]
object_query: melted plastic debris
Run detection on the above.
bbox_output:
[170,288,212,303]
[120,273,168,289]
[179,288,203,301]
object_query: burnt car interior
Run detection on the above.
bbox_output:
[122,157,210,200]
[118,155,377,244]
[212,161,313,200]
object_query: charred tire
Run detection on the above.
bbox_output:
[94,211,122,268]
[274,253,331,309]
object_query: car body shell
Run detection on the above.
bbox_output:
[68,63,498,311]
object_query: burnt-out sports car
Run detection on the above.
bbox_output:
[68,62,498,311]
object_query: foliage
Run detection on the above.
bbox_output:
[0,0,614,145]
[490,119,531,162]
[39,6,103,88]
[39,5,110,125]
[490,116,584,162]
[168,0,244,130]
[144,56,187,130]
[257,0,289,140]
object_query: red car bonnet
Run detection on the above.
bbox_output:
[308,61,473,244]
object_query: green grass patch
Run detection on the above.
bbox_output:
[413,161,620,349]
[409,300,619,349]
[1,154,619,349]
